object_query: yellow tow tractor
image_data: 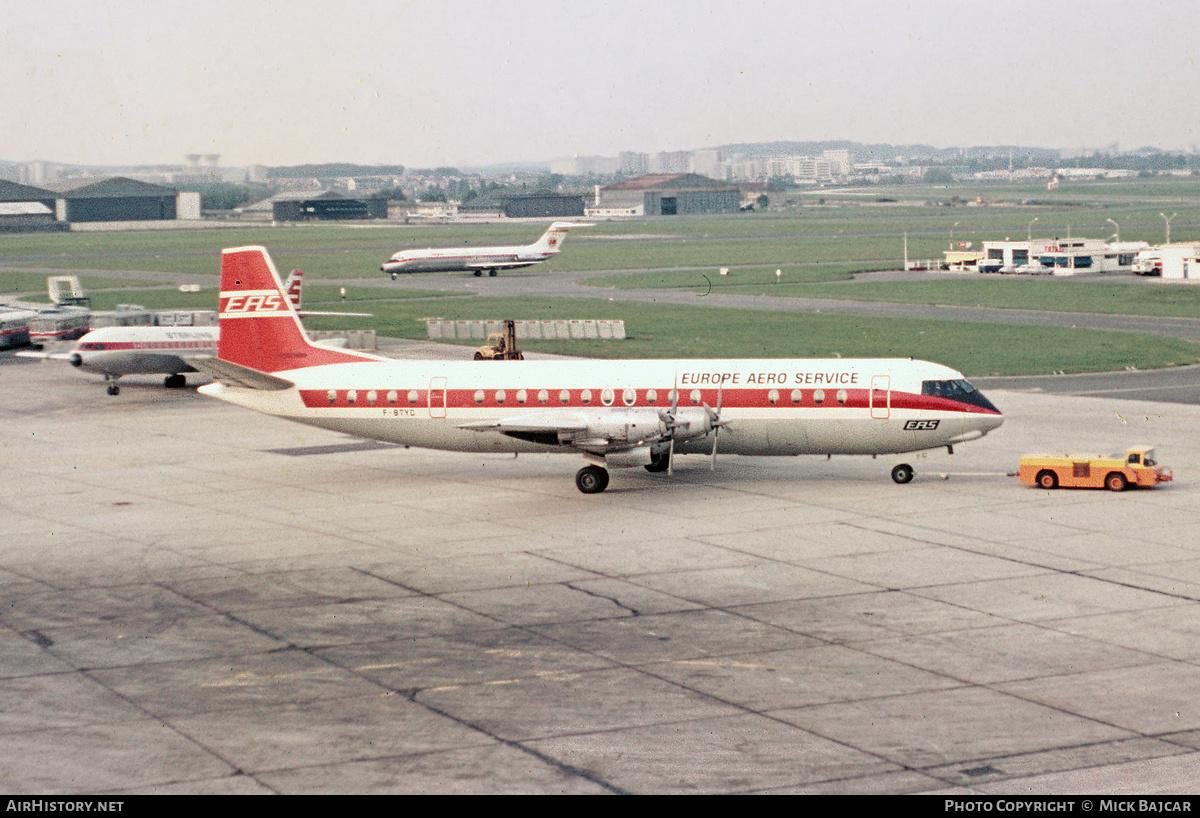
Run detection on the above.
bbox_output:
[1019,446,1172,491]
[474,319,524,361]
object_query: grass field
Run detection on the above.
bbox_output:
[295,295,1200,376]
[3,176,1200,375]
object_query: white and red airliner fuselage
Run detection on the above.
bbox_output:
[206,357,999,459]
[69,325,218,377]
[381,222,589,277]
[197,246,1003,493]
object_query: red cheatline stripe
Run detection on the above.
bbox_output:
[297,387,998,415]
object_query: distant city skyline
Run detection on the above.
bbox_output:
[5,0,1198,170]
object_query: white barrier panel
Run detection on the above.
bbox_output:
[425,319,626,340]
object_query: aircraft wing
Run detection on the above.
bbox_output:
[465,260,541,270]
[458,411,589,437]
[457,409,663,452]
[186,357,294,391]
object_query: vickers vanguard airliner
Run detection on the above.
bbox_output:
[381,222,591,277]
[196,246,1003,493]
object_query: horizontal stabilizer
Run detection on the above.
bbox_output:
[187,357,294,391]
[296,310,374,318]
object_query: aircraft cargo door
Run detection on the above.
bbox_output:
[428,377,447,418]
[870,375,890,419]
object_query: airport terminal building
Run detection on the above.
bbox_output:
[947,238,1144,274]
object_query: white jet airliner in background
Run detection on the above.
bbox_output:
[381,221,591,278]
[193,246,1003,493]
[20,270,366,395]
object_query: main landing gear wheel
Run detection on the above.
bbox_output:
[891,463,914,484]
[107,383,120,396]
[164,373,186,388]
[575,465,610,494]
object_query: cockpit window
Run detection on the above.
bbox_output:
[922,379,999,412]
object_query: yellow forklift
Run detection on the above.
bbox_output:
[474,319,524,360]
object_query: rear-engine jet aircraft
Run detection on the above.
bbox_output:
[197,246,1003,493]
[381,222,591,278]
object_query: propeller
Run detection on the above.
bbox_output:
[704,387,730,470]
[655,380,731,474]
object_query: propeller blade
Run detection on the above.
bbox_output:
[709,387,723,470]
[667,375,679,475]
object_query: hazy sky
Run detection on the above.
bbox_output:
[5,0,1198,169]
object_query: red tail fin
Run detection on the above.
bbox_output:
[218,246,372,373]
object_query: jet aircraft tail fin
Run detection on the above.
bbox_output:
[217,246,380,374]
[529,221,593,254]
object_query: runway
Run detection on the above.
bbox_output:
[3,352,1200,794]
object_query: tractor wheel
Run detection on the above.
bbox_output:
[1037,470,1059,490]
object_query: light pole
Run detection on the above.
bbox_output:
[1027,216,1039,242]
[1107,218,1120,244]
[1162,212,1177,244]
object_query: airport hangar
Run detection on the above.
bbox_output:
[0,179,62,232]
[254,190,390,222]
[456,188,587,219]
[1,177,196,228]
[594,173,742,216]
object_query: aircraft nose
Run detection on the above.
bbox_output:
[68,352,83,367]
[974,410,1004,436]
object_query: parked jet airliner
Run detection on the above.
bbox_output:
[194,246,1003,493]
[20,270,366,395]
[381,222,591,278]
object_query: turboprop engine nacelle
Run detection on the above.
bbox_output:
[569,409,666,447]
[658,406,720,440]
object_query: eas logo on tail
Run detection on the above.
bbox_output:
[220,290,289,317]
